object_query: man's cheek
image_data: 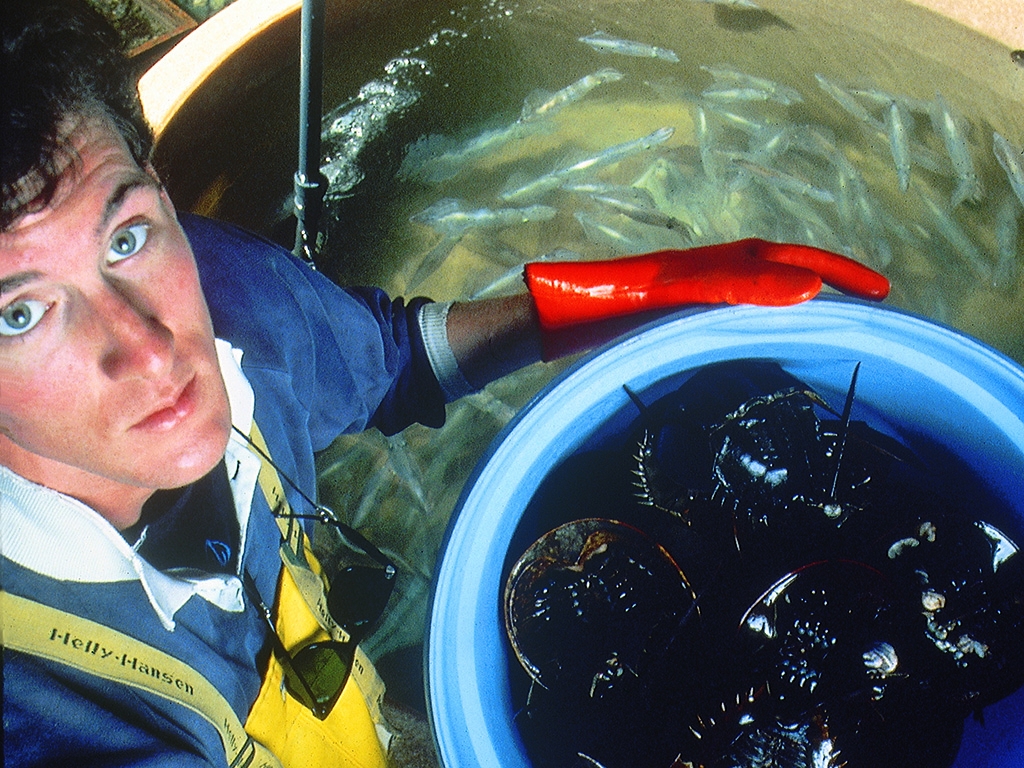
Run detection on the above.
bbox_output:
[0,375,74,443]
[0,413,43,458]
[0,379,30,418]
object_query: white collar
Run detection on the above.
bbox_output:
[0,340,263,631]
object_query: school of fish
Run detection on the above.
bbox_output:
[392,32,1021,310]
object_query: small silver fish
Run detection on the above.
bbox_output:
[633,157,689,209]
[994,193,1020,291]
[728,153,836,204]
[575,207,691,254]
[701,65,803,105]
[930,92,983,207]
[500,126,674,202]
[702,86,789,105]
[748,125,794,159]
[399,120,553,183]
[564,126,676,174]
[699,98,772,136]
[469,266,525,300]
[578,31,680,63]
[994,131,1024,210]
[566,182,688,232]
[632,157,712,238]
[694,106,723,186]
[408,199,556,287]
[520,68,624,123]
[410,197,557,235]
[407,233,459,290]
[385,433,431,513]
[849,87,932,117]
[834,85,946,175]
[591,192,688,231]
[348,463,392,529]
[920,193,993,284]
[885,100,912,193]
[814,74,883,131]
[574,210,642,251]
[833,168,894,269]
[788,125,852,175]
[469,248,581,300]
[757,181,843,253]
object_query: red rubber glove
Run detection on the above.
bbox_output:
[524,238,890,331]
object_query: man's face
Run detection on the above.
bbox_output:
[0,115,232,528]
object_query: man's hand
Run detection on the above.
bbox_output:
[525,238,890,330]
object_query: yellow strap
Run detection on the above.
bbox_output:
[245,422,389,736]
[243,565,388,768]
[248,423,345,639]
[0,590,282,768]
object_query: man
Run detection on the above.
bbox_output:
[0,3,887,766]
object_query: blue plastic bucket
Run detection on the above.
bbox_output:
[426,297,1024,768]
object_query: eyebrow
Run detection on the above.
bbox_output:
[95,173,161,238]
[0,173,162,298]
[0,270,44,298]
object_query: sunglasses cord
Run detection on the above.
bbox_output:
[231,425,395,570]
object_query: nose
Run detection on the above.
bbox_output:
[94,282,175,381]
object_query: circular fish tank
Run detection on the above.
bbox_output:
[427,299,1024,768]
[140,0,1024,762]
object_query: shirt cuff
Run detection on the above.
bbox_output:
[418,301,476,402]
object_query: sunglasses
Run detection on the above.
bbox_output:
[234,428,396,720]
[244,509,396,719]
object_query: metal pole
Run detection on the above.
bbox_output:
[293,0,328,267]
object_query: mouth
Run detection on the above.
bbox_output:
[133,375,198,433]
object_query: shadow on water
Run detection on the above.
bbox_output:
[712,4,794,32]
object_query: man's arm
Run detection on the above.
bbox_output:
[446,293,543,391]
[441,238,891,394]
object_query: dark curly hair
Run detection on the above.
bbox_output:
[1,1,154,230]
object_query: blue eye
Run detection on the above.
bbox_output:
[107,223,149,264]
[0,299,48,337]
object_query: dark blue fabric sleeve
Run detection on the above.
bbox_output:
[182,214,446,446]
[4,649,217,767]
[0,564,263,768]
[343,289,446,435]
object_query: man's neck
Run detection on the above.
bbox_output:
[0,436,153,530]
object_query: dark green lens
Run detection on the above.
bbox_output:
[326,565,396,635]
[282,642,354,720]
